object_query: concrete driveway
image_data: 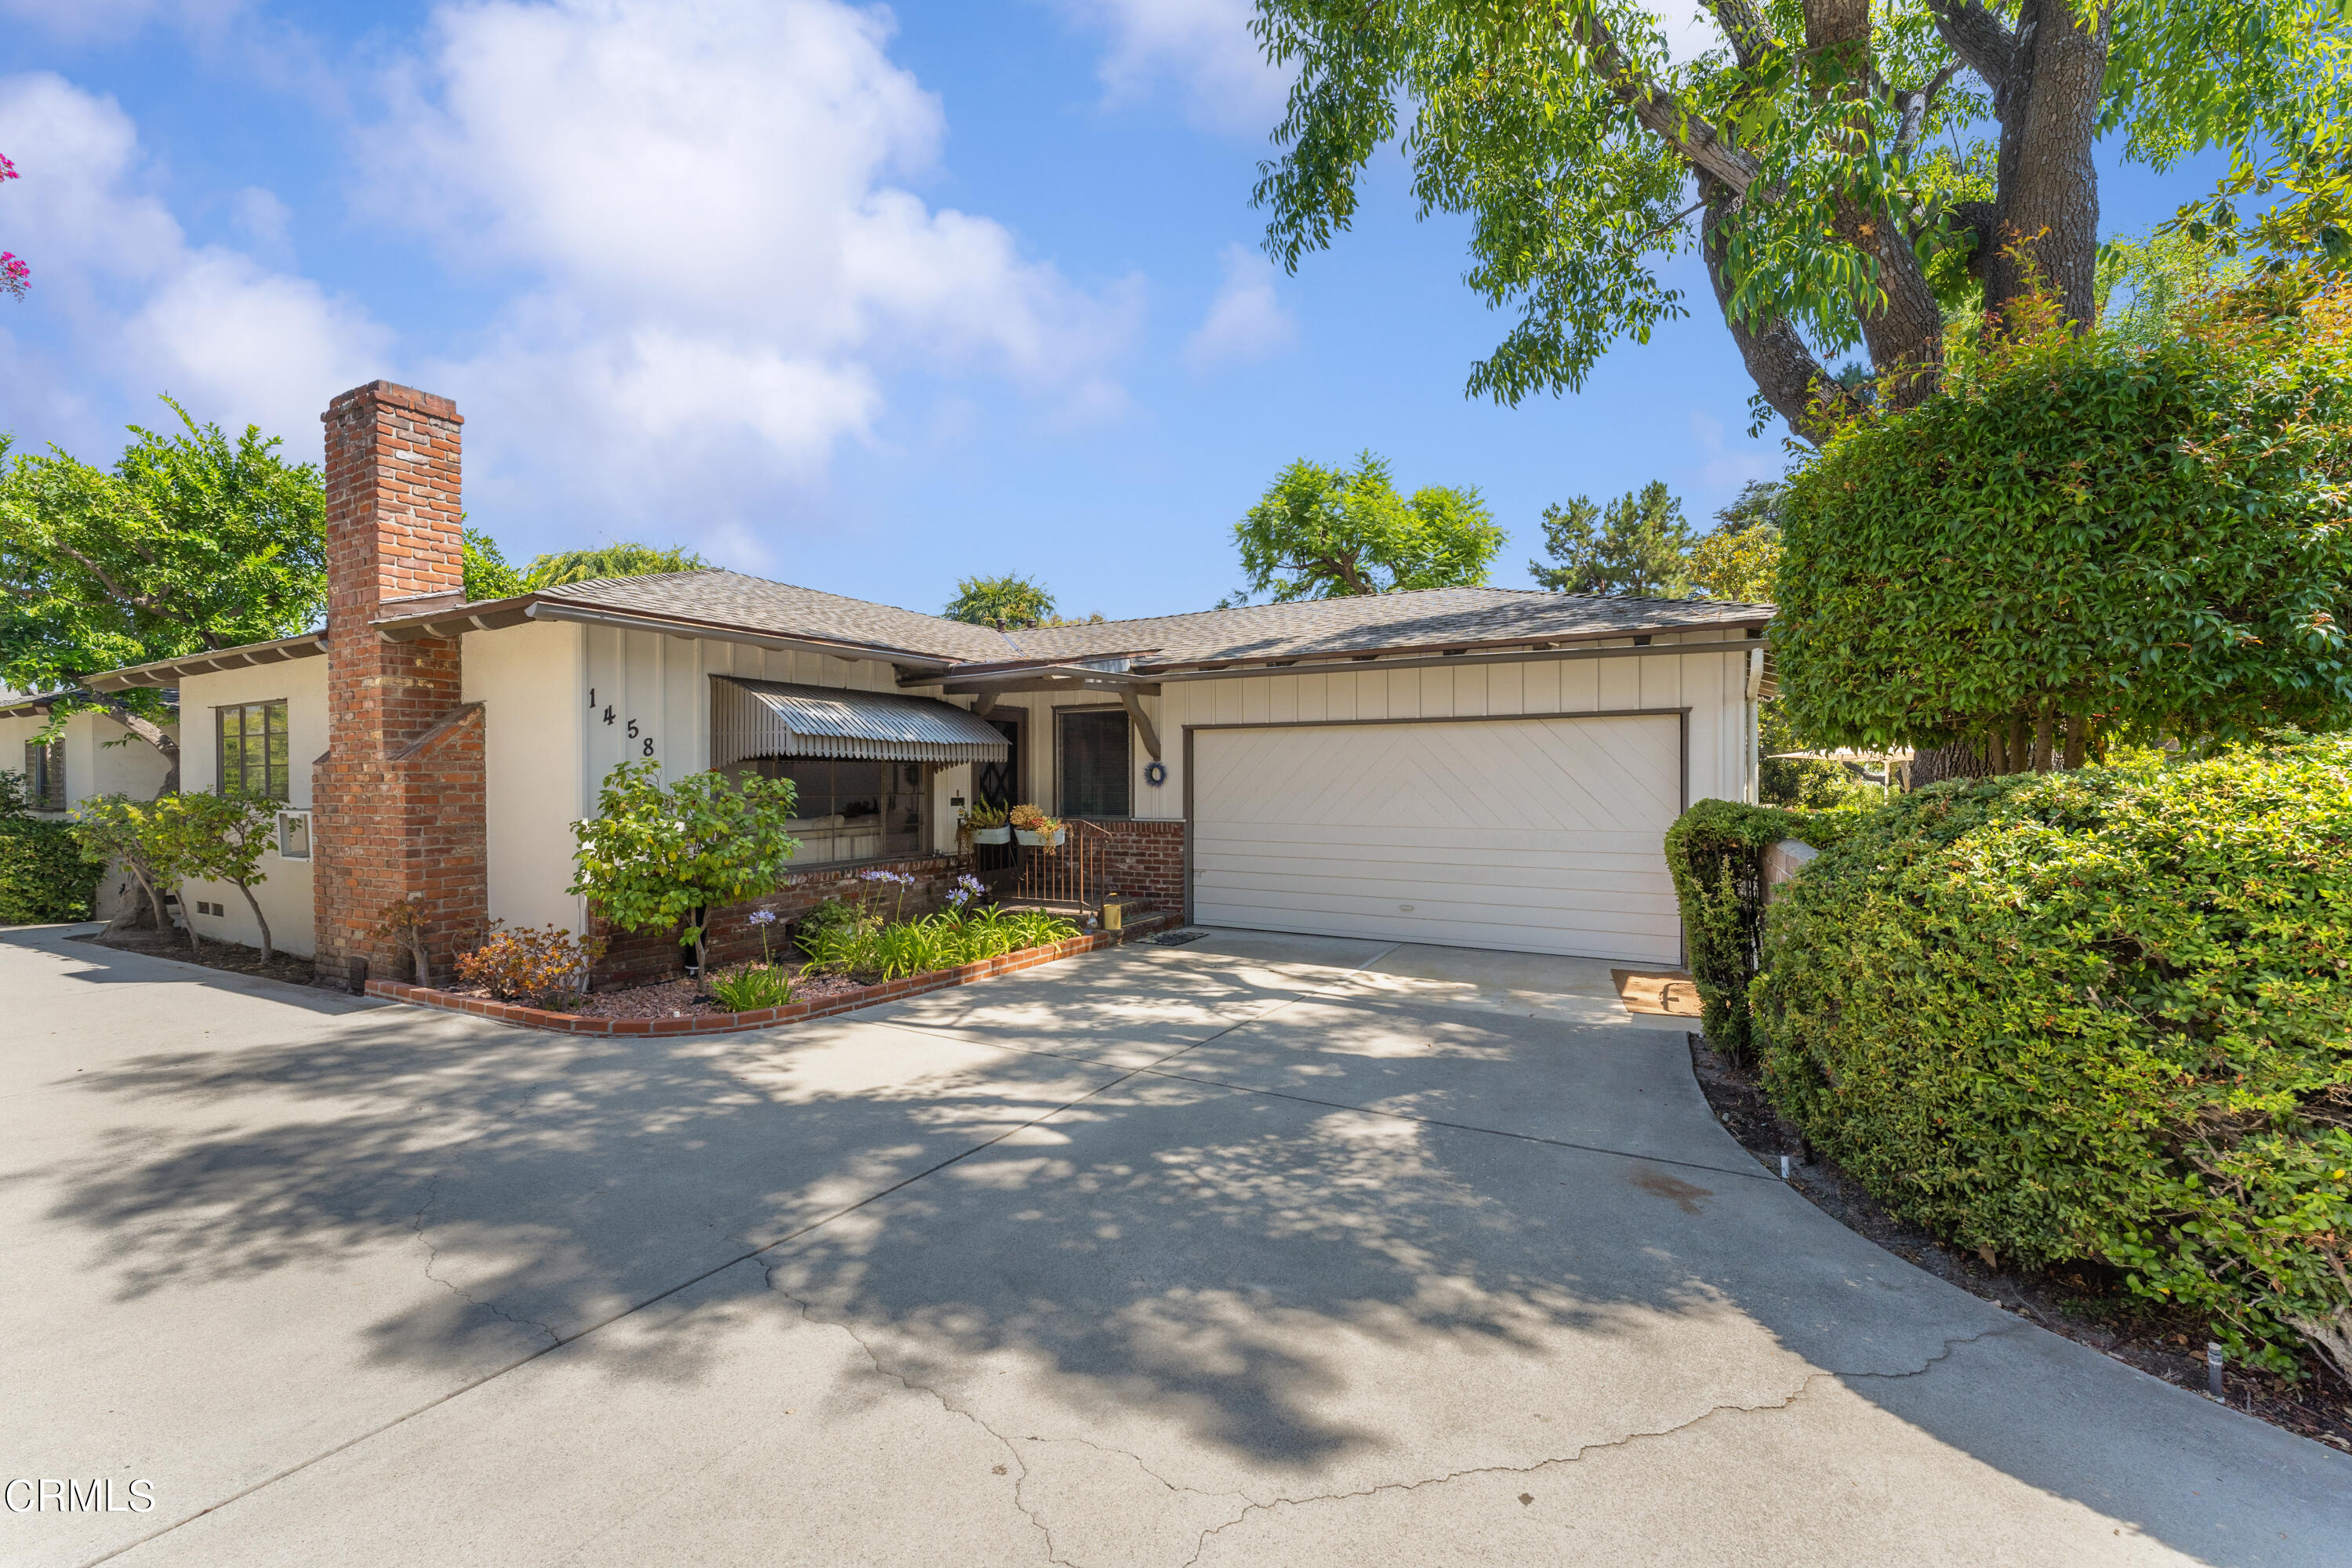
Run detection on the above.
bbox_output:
[4,924,2347,1567]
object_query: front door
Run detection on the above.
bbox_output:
[975,716,1022,809]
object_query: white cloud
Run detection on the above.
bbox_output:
[1055,0,1288,135]
[1686,408,1778,499]
[374,0,1138,533]
[0,71,388,451]
[1183,243,1298,368]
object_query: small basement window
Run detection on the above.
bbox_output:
[22,739,65,811]
[217,700,291,800]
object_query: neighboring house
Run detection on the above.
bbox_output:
[0,692,180,924]
[73,380,1773,984]
[0,696,177,816]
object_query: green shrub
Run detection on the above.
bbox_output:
[0,816,106,924]
[569,759,802,971]
[799,906,1080,983]
[1773,280,2352,757]
[1662,798,1866,1058]
[1751,735,2352,1377]
[710,963,794,1011]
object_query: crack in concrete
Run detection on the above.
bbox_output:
[763,1267,1274,1567]
[407,1174,561,1348]
[1173,1326,2022,1567]
[762,1272,1069,1565]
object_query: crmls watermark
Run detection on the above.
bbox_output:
[5,1479,155,1513]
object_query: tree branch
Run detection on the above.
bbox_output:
[1561,4,1761,193]
[1925,0,2019,93]
[49,540,172,618]
[1896,62,1964,154]
[1704,0,1781,67]
[1700,183,1851,442]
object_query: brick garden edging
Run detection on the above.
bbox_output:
[364,910,1179,1036]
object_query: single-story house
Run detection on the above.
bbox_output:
[0,692,177,921]
[60,379,1773,987]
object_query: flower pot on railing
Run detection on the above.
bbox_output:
[1014,827,1065,848]
[972,826,1013,844]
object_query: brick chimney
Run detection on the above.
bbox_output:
[311,381,488,991]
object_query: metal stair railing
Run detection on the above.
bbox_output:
[999,818,1110,910]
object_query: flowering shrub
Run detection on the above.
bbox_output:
[456,923,606,1008]
[0,152,25,301]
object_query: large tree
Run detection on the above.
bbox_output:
[1530,480,1698,595]
[1232,450,1502,601]
[1250,0,2347,438]
[0,402,326,787]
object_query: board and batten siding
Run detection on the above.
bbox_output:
[468,619,981,936]
[1133,632,1758,821]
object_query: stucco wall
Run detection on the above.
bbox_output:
[175,656,328,956]
[463,618,586,935]
[0,710,176,811]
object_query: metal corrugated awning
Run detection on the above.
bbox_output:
[711,676,1010,764]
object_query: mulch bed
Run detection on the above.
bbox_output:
[446,965,871,1020]
[1686,1030,2352,1456]
[74,924,318,988]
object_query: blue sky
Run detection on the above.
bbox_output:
[0,0,2221,622]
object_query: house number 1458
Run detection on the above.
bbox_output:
[587,688,655,756]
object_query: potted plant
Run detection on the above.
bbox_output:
[965,801,1012,844]
[1009,804,1064,847]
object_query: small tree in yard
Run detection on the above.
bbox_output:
[159,793,279,961]
[70,794,172,933]
[568,760,801,974]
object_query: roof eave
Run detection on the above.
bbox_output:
[368,594,960,671]
[1131,613,1774,675]
[82,633,330,692]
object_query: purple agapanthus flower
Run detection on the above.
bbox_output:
[749,909,778,926]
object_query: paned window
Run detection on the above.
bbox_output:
[216,700,291,800]
[1058,709,1131,818]
[735,758,927,863]
[22,739,65,811]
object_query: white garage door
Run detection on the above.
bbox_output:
[1191,716,1684,963]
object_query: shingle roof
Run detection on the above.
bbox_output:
[1004,586,1772,667]
[543,570,1017,663]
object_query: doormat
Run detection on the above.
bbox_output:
[1612,968,1703,1018]
[1151,929,1210,947]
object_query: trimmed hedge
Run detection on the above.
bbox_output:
[1751,735,2352,1376]
[0,817,106,924]
[1663,798,1864,1058]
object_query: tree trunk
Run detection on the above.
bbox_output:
[2061,713,2086,769]
[97,705,182,795]
[1803,0,1949,406]
[2032,703,2056,771]
[234,882,274,964]
[1911,739,1994,787]
[1980,0,2110,330]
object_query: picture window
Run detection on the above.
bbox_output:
[216,700,291,800]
